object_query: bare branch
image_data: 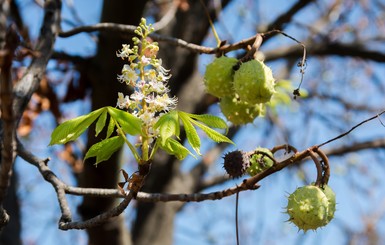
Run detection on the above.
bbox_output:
[325,138,385,157]
[17,143,72,223]
[264,42,385,63]
[16,141,139,230]
[59,22,260,54]
[59,192,135,230]
[19,136,385,205]
[60,21,385,64]
[51,51,90,64]
[196,175,228,191]
[318,110,385,148]
[153,1,178,31]
[12,0,62,120]
[16,112,385,227]
[264,0,315,34]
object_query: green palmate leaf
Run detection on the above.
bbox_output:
[84,136,125,165]
[178,112,201,155]
[154,111,180,145]
[107,107,142,135]
[190,120,233,144]
[184,112,228,130]
[106,117,116,139]
[95,110,107,137]
[49,108,105,145]
[158,137,192,160]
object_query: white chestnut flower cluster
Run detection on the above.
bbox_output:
[116,18,177,141]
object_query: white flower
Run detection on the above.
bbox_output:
[116,92,131,109]
[116,44,132,59]
[146,69,157,81]
[154,94,177,111]
[148,80,167,94]
[154,59,171,81]
[141,55,151,66]
[139,110,155,125]
[130,91,145,103]
[115,38,179,146]
[136,80,146,89]
[120,64,139,85]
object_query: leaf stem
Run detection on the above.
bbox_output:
[199,0,221,47]
[115,122,141,162]
[149,140,159,160]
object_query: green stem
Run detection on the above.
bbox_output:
[199,0,221,47]
[115,122,141,162]
[149,140,159,160]
[141,136,149,161]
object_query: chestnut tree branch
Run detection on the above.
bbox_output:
[59,22,385,67]
[264,0,315,35]
[15,106,385,230]
[59,22,260,55]
[12,0,61,120]
[264,42,385,63]
[325,138,385,156]
[16,142,138,230]
[318,110,385,147]
[16,143,73,223]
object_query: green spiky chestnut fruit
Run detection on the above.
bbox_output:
[247,147,274,176]
[320,184,336,223]
[233,60,275,104]
[286,185,332,231]
[223,150,250,178]
[204,56,238,98]
[309,183,337,223]
[219,96,264,125]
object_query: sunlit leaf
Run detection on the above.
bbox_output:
[106,117,116,139]
[49,108,105,145]
[84,136,125,165]
[184,112,228,130]
[157,137,192,160]
[154,111,180,145]
[107,107,142,135]
[178,112,201,155]
[95,110,107,137]
[190,120,233,144]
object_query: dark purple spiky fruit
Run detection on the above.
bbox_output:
[223,150,250,178]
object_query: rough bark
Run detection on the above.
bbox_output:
[77,1,147,245]
[0,171,21,245]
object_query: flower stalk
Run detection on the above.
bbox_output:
[116,18,177,163]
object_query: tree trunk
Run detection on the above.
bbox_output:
[132,1,232,244]
[0,170,21,245]
[78,1,148,245]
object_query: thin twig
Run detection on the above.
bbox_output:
[17,143,73,222]
[199,0,221,46]
[308,149,323,186]
[314,148,330,185]
[59,192,135,230]
[262,30,307,98]
[235,191,240,245]
[13,0,61,121]
[17,142,137,230]
[318,110,385,148]
[59,23,259,54]
[153,1,178,31]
